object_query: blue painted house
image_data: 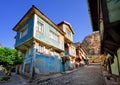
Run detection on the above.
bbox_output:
[58,21,76,70]
[13,5,75,77]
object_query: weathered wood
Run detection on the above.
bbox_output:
[107,28,120,43]
[104,40,119,47]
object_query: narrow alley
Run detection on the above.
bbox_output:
[33,63,105,85]
[0,63,107,85]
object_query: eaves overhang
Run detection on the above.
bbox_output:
[13,5,65,35]
[57,21,74,34]
[87,0,99,31]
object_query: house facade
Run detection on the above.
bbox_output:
[74,42,88,67]
[58,21,76,70]
[87,0,120,84]
[13,5,65,76]
[13,5,75,77]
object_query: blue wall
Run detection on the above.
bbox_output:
[65,60,70,70]
[35,16,60,48]
[65,51,69,56]
[21,45,33,74]
[22,55,33,73]
[35,54,61,73]
[22,45,63,74]
[15,16,34,46]
[21,45,71,74]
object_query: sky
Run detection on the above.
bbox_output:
[0,0,92,48]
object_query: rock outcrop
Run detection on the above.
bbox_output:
[82,32,100,55]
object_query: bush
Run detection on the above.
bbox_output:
[0,77,2,81]
[0,76,10,81]
[11,67,15,72]
[6,72,11,76]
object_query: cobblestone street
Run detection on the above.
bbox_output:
[0,63,106,85]
[33,63,105,85]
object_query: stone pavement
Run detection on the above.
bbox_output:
[103,71,118,85]
[0,63,118,85]
[30,63,106,85]
[0,73,30,85]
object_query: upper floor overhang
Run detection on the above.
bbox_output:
[13,5,65,35]
[87,0,99,31]
[64,37,73,44]
[15,37,64,53]
[87,0,120,55]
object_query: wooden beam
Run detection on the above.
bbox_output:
[104,41,118,52]
[15,47,26,53]
[107,28,120,43]
[104,48,115,55]
[24,43,31,48]
[104,40,120,47]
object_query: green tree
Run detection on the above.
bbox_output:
[0,47,23,75]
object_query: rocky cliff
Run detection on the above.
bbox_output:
[82,32,100,55]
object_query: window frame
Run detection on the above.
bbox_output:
[49,30,59,42]
[37,44,44,54]
[20,24,28,38]
[36,21,44,34]
[66,29,71,39]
